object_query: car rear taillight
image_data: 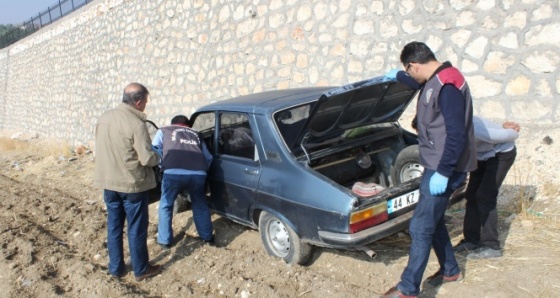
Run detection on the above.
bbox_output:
[349,202,388,233]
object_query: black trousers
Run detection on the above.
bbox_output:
[463,147,516,250]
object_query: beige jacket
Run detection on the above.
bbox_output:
[94,103,158,193]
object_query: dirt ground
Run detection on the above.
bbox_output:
[1,134,559,298]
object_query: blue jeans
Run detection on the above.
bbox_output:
[158,173,213,245]
[397,169,466,296]
[103,190,150,277]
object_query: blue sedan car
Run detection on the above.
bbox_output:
[166,76,465,264]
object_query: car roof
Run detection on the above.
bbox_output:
[196,87,333,115]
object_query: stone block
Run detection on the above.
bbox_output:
[511,99,552,121]
[353,20,374,35]
[296,54,308,69]
[483,51,515,74]
[465,36,488,59]
[467,75,502,98]
[497,32,518,49]
[402,20,422,34]
[506,75,531,96]
[476,100,506,119]
[525,24,560,47]
[532,4,553,21]
[535,80,552,97]
[296,5,312,21]
[450,29,471,48]
[456,11,475,26]
[333,13,349,28]
[523,51,559,73]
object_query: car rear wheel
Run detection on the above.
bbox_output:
[392,145,423,184]
[258,211,313,265]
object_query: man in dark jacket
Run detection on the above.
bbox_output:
[152,115,214,249]
[95,82,162,281]
[381,42,477,298]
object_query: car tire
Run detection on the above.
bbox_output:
[258,211,313,265]
[173,192,191,214]
[391,145,424,185]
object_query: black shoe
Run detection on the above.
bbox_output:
[453,239,479,252]
[157,242,172,250]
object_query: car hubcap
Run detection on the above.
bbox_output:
[267,219,290,257]
[400,162,424,182]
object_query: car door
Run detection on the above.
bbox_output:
[195,111,262,224]
[145,120,162,203]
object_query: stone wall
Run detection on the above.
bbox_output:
[0,0,559,146]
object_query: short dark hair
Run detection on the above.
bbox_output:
[122,83,149,105]
[400,42,437,67]
[171,115,190,126]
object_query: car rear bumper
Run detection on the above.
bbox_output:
[317,187,465,248]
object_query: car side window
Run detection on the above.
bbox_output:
[219,113,256,160]
[274,104,310,149]
[191,112,216,153]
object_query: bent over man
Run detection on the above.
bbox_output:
[152,115,214,249]
[454,116,520,259]
[382,42,477,298]
[94,82,162,281]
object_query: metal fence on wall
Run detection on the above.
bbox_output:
[0,0,92,49]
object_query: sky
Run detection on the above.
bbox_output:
[0,0,53,25]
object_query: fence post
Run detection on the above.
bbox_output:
[71,0,75,10]
[59,0,63,17]
[48,7,52,24]
[39,13,43,27]
[26,19,31,34]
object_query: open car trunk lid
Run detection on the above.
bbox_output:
[293,76,417,151]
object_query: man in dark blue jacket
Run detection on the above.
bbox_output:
[381,42,477,298]
[152,115,214,249]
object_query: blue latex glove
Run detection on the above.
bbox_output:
[384,68,400,80]
[429,172,449,196]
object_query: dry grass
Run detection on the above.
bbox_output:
[508,163,535,215]
[0,136,73,158]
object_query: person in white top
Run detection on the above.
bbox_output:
[454,116,520,259]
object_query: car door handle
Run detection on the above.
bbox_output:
[244,168,259,175]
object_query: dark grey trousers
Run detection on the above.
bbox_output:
[464,147,517,250]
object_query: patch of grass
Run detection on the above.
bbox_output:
[34,140,73,158]
[0,137,28,152]
[0,137,73,158]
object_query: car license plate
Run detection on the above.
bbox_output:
[387,189,419,214]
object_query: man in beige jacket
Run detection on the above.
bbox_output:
[94,82,162,281]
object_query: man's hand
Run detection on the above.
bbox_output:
[503,121,520,132]
[151,145,163,158]
[429,172,449,196]
[384,69,400,80]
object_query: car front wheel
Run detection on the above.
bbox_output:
[258,211,313,265]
